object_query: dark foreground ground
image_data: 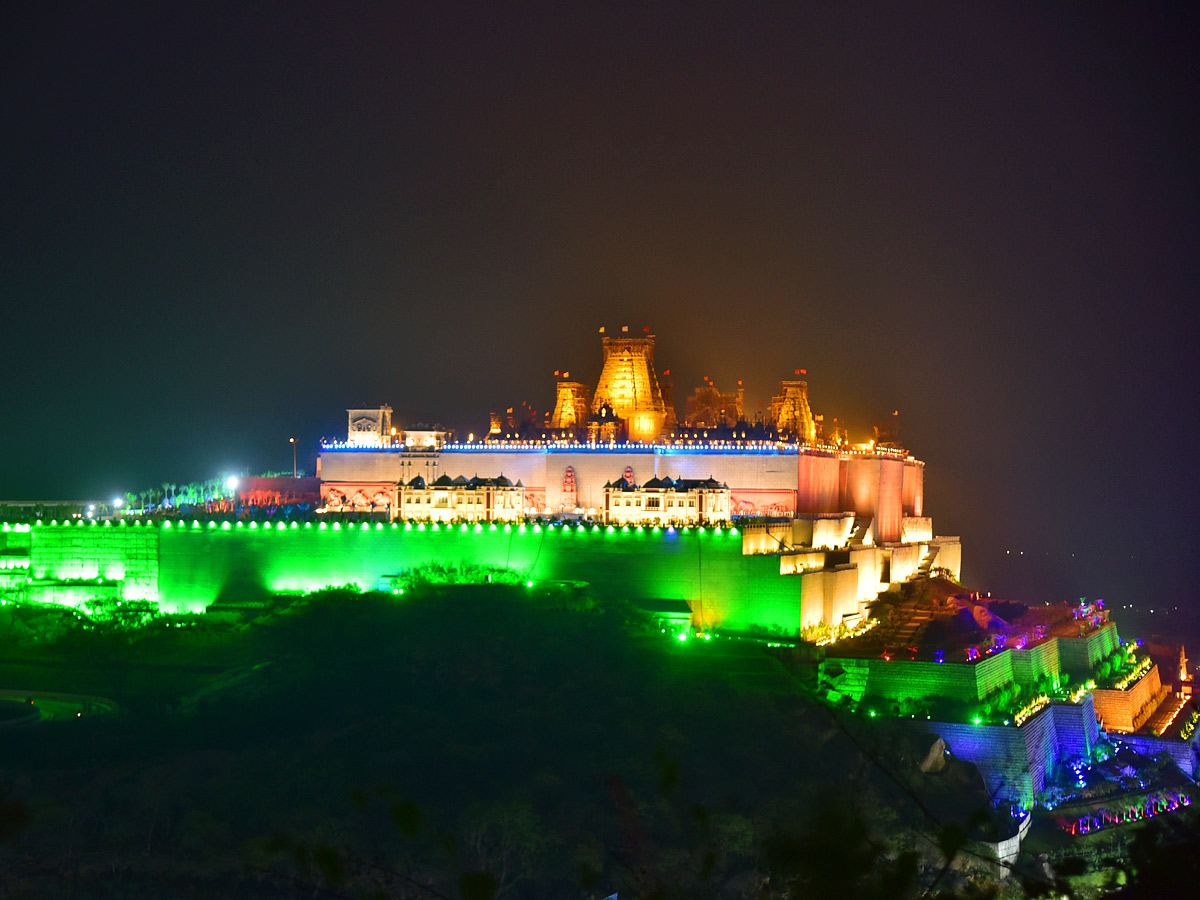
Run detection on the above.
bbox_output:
[1,584,1197,899]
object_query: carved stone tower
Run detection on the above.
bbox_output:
[550,381,592,431]
[769,381,817,443]
[592,334,668,441]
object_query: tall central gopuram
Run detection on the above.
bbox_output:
[591,334,669,441]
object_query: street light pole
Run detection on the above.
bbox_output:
[290,437,297,478]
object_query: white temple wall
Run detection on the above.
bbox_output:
[811,513,855,549]
[902,516,933,543]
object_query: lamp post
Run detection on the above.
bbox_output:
[290,437,297,478]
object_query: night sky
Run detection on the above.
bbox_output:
[3,4,1197,611]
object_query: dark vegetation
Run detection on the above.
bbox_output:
[0,583,1195,898]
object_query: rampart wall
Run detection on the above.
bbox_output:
[1009,640,1061,691]
[1091,666,1163,733]
[828,629,1122,705]
[23,522,821,632]
[1058,623,1120,673]
[934,701,1091,808]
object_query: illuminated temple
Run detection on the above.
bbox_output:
[314,330,962,633]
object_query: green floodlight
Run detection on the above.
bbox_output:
[526,580,534,588]
[973,717,982,725]
[677,632,688,642]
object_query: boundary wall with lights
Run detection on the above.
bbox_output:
[933,695,1101,808]
[824,625,1124,705]
[1110,731,1198,778]
[15,521,849,632]
[319,444,926,538]
[1091,666,1165,733]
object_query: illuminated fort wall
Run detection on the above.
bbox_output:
[932,695,1101,808]
[826,626,1125,706]
[1091,666,1164,733]
[23,522,820,632]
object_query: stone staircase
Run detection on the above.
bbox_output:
[892,602,934,650]
[849,516,873,546]
[915,544,940,579]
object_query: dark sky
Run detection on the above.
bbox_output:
[3,3,1197,608]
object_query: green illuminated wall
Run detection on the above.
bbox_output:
[24,523,808,632]
[827,626,1124,705]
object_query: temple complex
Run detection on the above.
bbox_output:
[312,329,960,633]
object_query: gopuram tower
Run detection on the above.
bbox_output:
[550,380,592,430]
[592,332,669,441]
[770,380,817,443]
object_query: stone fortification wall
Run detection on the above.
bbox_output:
[0,525,32,553]
[1112,731,1197,778]
[800,564,860,629]
[1009,639,1061,691]
[23,522,823,632]
[811,514,855,549]
[831,632,1123,707]
[901,517,932,543]
[1052,694,1100,761]
[929,537,961,581]
[29,524,159,601]
[975,652,1018,698]
[849,546,885,602]
[796,453,840,514]
[934,702,1084,808]
[1091,666,1163,733]
[901,461,924,516]
[1057,622,1120,674]
[836,658,980,704]
[888,542,923,582]
[934,720,1040,807]
[740,523,792,555]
